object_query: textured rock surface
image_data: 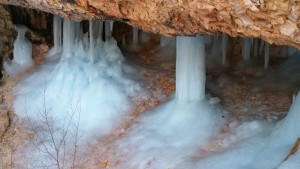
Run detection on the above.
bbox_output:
[9,6,53,43]
[0,5,16,78]
[0,0,300,49]
[0,109,9,137]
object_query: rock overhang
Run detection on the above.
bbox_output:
[0,0,300,49]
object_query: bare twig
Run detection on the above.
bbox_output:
[22,86,82,169]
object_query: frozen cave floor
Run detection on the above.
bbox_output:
[0,39,300,168]
[91,41,300,169]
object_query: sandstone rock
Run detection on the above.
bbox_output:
[0,0,300,49]
[0,5,16,78]
[32,44,50,64]
[0,109,9,137]
[26,29,46,44]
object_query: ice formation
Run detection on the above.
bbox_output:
[14,18,143,140]
[242,38,251,61]
[253,39,259,58]
[176,36,206,101]
[89,20,95,63]
[9,14,300,169]
[259,40,265,56]
[112,35,300,169]
[222,34,228,65]
[47,15,63,57]
[61,20,76,59]
[110,21,114,32]
[4,25,33,76]
[264,43,270,69]
[105,21,112,40]
[133,28,139,46]
[187,92,300,169]
[115,36,223,169]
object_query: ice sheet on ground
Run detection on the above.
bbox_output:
[14,37,143,139]
[184,93,300,169]
[115,99,224,169]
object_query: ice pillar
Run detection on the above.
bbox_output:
[176,36,206,101]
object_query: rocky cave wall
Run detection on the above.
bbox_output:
[0,5,16,77]
[0,0,300,50]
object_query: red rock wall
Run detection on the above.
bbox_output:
[0,0,300,49]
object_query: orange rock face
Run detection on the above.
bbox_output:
[1,0,300,49]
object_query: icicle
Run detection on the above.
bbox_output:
[62,19,75,59]
[222,34,228,65]
[97,21,103,42]
[132,28,139,46]
[53,15,62,50]
[47,15,62,57]
[92,21,99,39]
[259,40,265,57]
[89,21,95,63]
[213,35,219,44]
[110,21,114,32]
[253,39,259,58]
[74,22,83,41]
[264,43,270,69]
[242,38,251,61]
[176,36,206,101]
[105,21,111,40]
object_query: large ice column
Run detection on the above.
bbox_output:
[264,43,270,69]
[4,25,33,76]
[13,25,33,67]
[62,19,75,59]
[115,35,222,169]
[222,34,229,65]
[242,38,251,61]
[176,36,206,101]
[47,15,62,57]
